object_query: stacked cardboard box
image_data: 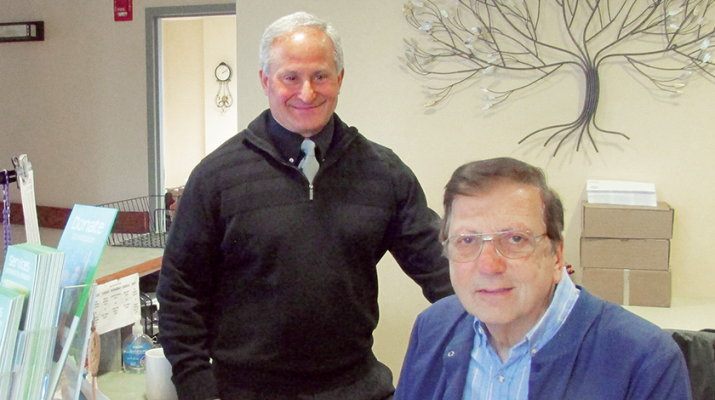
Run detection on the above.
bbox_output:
[580,202,674,307]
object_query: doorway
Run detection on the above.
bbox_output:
[145,4,237,200]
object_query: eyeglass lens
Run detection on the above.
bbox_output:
[445,231,541,262]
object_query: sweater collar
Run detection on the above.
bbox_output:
[268,112,335,164]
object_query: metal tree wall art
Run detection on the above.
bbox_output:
[403,0,715,156]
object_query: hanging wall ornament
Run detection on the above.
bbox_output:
[403,0,715,156]
[215,62,233,113]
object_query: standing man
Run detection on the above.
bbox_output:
[395,157,691,400]
[157,11,452,400]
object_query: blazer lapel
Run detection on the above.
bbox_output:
[441,315,475,400]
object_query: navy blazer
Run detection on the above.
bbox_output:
[395,288,692,400]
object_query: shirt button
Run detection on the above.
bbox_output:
[531,349,538,355]
[498,376,505,383]
[289,157,295,163]
[447,351,455,357]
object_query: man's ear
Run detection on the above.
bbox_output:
[552,240,565,284]
[259,70,269,95]
[336,69,345,93]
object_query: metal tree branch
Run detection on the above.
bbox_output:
[403,0,715,156]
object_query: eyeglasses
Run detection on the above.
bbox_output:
[442,230,547,263]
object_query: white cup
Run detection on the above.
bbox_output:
[145,347,179,400]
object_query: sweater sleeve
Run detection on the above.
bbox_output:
[385,152,453,303]
[157,165,222,400]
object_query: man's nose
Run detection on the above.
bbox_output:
[299,80,316,102]
[475,241,507,275]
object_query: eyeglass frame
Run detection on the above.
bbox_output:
[441,230,548,263]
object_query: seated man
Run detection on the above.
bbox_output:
[395,157,691,400]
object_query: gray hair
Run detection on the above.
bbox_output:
[260,12,344,75]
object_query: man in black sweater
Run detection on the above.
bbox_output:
[157,11,452,400]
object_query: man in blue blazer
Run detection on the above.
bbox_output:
[395,157,691,400]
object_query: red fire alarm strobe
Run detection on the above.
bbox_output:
[114,0,133,22]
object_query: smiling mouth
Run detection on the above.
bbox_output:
[478,288,512,294]
[291,100,326,110]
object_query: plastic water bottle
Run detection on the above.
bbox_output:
[123,319,154,373]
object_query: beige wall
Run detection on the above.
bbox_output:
[162,18,206,189]
[235,0,715,378]
[162,15,237,189]
[0,0,226,206]
[202,16,238,155]
[1,0,715,385]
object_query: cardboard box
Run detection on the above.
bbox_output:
[582,202,673,239]
[581,268,623,305]
[580,238,670,271]
[581,268,671,307]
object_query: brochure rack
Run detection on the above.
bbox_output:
[2,156,108,400]
[9,327,58,400]
[49,284,97,400]
[0,284,96,400]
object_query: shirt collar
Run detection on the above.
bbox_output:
[524,268,580,353]
[268,113,335,164]
[472,268,580,356]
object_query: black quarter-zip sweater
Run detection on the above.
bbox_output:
[157,110,452,400]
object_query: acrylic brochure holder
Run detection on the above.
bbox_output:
[8,327,58,400]
[50,283,97,400]
[1,284,96,400]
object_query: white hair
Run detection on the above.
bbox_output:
[259,12,344,74]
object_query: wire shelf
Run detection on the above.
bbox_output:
[96,195,172,248]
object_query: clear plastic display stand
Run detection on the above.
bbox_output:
[49,284,97,400]
[2,284,96,400]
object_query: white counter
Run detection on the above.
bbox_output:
[625,296,715,331]
[96,371,147,400]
